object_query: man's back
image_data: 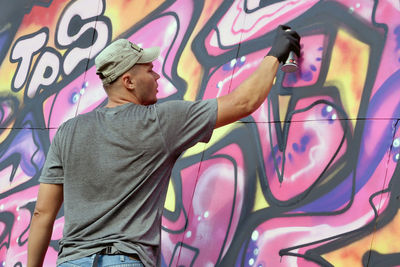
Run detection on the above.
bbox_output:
[40,100,217,266]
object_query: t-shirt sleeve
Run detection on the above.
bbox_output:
[39,126,64,184]
[155,99,218,155]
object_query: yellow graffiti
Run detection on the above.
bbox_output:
[325,29,369,128]
[253,170,269,212]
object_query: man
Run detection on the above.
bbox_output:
[27,25,300,266]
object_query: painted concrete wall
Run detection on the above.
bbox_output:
[0,0,399,266]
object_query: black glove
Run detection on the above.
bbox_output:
[267,25,301,63]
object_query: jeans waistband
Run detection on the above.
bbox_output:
[98,246,120,255]
[92,246,141,267]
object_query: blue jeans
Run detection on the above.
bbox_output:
[58,254,144,267]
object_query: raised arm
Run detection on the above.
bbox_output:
[28,183,63,267]
[215,25,300,129]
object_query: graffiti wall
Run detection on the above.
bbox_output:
[0,0,399,266]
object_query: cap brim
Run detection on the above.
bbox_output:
[137,46,160,63]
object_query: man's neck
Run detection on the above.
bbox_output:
[105,92,140,108]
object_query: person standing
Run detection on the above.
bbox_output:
[27,25,300,267]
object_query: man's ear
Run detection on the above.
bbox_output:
[121,73,135,90]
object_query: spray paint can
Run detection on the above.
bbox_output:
[281,51,298,73]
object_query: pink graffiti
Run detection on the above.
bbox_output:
[162,144,245,266]
[0,186,62,266]
[246,135,395,266]
[204,0,318,56]
[0,101,14,125]
[263,99,347,201]
[335,0,376,22]
[372,0,400,97]
[245,102,399,264]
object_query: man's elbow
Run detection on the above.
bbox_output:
[31,207,56,227]
[32,210,42,223]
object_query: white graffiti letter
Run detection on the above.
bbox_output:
[27,51,60,98]
[10,30,48,90]
[56,0,109,75]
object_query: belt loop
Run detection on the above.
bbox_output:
[92,254,100,267]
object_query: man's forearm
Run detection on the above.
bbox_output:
[28,183,63,266]
[233,55,280,114]
[27,214,55,267]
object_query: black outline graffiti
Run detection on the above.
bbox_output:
[0,0,399,266]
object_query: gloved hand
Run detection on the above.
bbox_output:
[267,25,301,63]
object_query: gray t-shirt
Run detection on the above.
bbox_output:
[39,99,218,266]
